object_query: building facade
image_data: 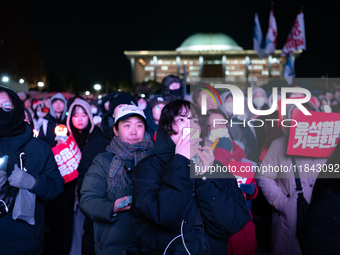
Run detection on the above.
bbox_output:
[124,33,301,88]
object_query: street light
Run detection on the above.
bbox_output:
[94,84,101,91]
[2,76,9,82]
[37,82,44,92]
[85,91,90,96]
[19,79,24,84]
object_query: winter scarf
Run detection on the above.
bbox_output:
[106,133,153,191]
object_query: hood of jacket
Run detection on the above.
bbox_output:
[66,99,94,135]
[0,123,33,171]
[150,124,176,164]
[161,75,183,102]
[252,87,268,102]
[49,93,67,121]
[143,103,158,134]
[282,100,319,139]
[0,85,26,137]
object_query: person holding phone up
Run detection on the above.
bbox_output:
[131,99,250,255]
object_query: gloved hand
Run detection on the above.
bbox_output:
[240,182,255,195]
[0,171,7,188]
[218,137,233,152]
[8,164,36,190]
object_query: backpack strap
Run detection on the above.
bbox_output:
[292,156,303,192]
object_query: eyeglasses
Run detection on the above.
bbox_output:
[1,102,13,112]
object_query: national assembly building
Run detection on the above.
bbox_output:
[124,32,302,89]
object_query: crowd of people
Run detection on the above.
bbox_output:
[1,75,340,255]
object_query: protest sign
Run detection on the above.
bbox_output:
[287,110,340,157]
[52,135,81,183]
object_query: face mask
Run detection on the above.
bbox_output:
[0,109,12,125]
[91,107,98,115]
[208,128,230,142]
[224,102,233,114]
[138,103,147,110]
[170,88,182,97]
[36,111,42,118]
[253,97,265,108]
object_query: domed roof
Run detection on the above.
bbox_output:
[176,33,243,52]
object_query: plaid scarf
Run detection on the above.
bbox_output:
[106,133,153,191]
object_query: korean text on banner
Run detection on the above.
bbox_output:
[282,10,306,57]
[51,135,82,183]
[287,110,340,157]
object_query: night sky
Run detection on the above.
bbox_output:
[9,0,340,86]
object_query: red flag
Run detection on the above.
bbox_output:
[265,3,278,55]
[282,8,306,56]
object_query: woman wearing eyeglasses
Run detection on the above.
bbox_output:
[0,85,64,255]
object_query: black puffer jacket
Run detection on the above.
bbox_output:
[143,103,158,141]
[300,143,340,255]
[77,124,111,255]
[0,123,64,255]
[131,126,251,254]
[81,152,147,255]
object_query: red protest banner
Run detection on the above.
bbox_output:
[51,135,82,183]
[287,110,340,157]
[228,161,255,186]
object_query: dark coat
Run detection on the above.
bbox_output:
[77,126,110,193]
[43,126,101,255]
[0,124,64,255]
[300,177,340,255]
[80,152,136,255]
[131,127,251,254]
[143,103,158,141]
[77,120,112,255]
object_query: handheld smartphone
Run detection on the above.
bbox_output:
[182,128,200,140]
[117,196,133,209]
